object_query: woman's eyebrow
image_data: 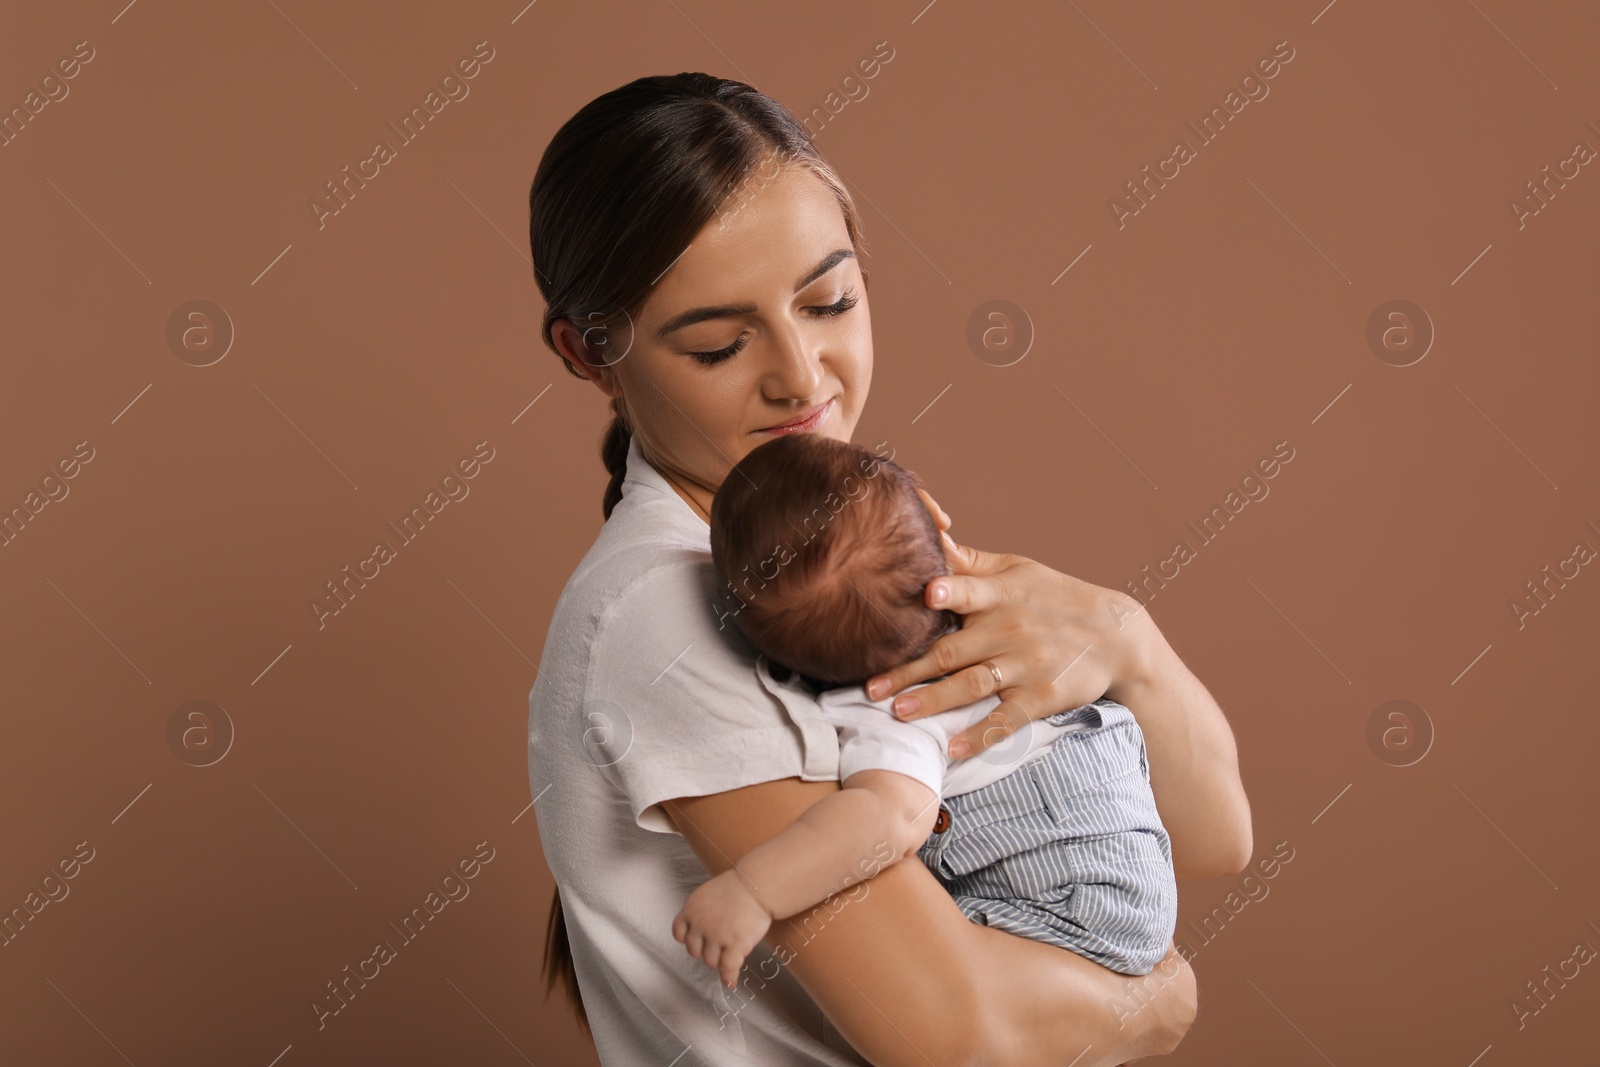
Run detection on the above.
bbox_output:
[655,248,856,339]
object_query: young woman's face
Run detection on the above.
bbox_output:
[584,163,873,500]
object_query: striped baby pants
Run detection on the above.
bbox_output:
[915,699,1178,975]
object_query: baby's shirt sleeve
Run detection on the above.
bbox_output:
[813,684,948,799]
[585,556,841,834]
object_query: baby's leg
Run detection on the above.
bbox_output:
[942,829,1176,975]
[919,703,1178,975]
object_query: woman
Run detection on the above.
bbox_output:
[527,73,1252,1067]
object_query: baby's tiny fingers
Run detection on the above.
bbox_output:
[720,954,744,990]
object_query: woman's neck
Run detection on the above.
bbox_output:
[666,478,712,525]
[650,459,714,525]
[633,436,716,523]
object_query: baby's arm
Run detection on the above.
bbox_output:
[673,769,940,989]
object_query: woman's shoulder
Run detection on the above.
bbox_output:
[551,470,705,605]
[555,530,722,647]
[536,496,746,702]
[532,534,842,832]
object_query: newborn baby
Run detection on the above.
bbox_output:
[673,433,1177,990]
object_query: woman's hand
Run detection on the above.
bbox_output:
[869,489,1154,760]
[879,490,1255,879]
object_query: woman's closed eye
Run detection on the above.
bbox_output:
[688,289,860,366]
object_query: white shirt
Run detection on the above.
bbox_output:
[755,660,1091,801]
[528,433,869,1067]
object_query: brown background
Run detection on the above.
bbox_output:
[2,1,1596,1063]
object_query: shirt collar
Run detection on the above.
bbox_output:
[618,431,711,540]
[621,431,668,499]
[755,654,825,718]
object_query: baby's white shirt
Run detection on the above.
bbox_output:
[753,655,1093,802]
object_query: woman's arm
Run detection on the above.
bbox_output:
[674,770,939,988]
[665,776,1196,1067]
[1104,613,1253,880]
[865,508,1253,880]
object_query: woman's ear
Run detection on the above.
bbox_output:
[550,316,626,398]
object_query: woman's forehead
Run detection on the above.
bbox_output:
[644,167,852,316]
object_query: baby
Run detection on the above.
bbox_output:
[673,433,1177,990]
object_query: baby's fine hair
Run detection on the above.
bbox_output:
[709,433,959,686]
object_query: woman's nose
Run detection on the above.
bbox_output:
[762,318,825,399]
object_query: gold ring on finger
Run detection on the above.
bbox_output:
[981,659,1003,693]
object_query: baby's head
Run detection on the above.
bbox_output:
[709,434,960,687]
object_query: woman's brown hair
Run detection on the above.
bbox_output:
[527,71,870,1031]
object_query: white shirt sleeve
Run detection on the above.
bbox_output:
[808,680,1082,801]
[585,555,841,834]
[808,682,954,799]
[828,702,947,797]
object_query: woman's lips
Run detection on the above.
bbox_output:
[757,397,834,434]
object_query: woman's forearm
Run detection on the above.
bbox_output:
[1109,605,1253,880]
[973,932,1195,1066]
[667,777,1195,1067]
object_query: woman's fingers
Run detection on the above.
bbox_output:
[948,697,1037,760]
[941,538,1017,580]
[864,550,1023,702]
[927,571,1007,614]
[890,653,1014,722]
[869,626,1000,708]
[913,488,951,534]
[868,546,1130,738]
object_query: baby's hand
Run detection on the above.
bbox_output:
[671,869,773,990]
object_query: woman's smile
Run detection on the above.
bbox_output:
[756,396,835,435]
